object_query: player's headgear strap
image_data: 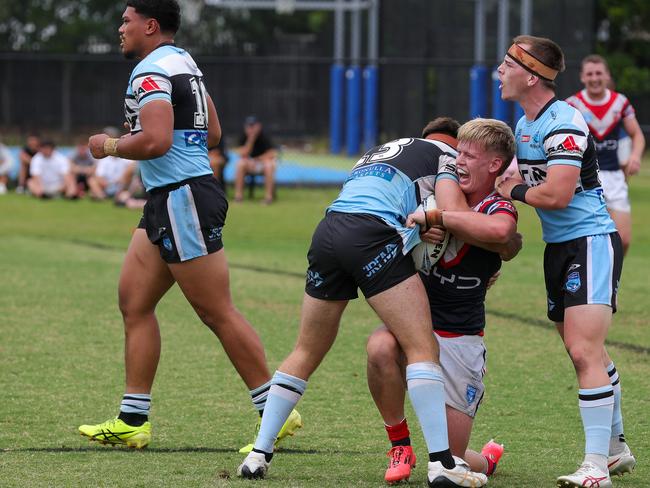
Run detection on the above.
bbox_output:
[506,44,559,82]
[426,133,458,151]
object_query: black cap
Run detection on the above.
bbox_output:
[244,115,259,126]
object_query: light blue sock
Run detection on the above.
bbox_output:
[254,371,307,453]
[120,393,151,416]
[579,385,614,456]
[606,362,624,436]
[406,362,449,454]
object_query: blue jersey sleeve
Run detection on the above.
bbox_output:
[543,111,590,169]
[434,153,459,183]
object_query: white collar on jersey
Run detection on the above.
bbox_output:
[581,88,611,106]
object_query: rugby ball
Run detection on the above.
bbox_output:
[411,194,449,275]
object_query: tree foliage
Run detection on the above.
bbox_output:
[0,0,330,56]
[0,0,124,53]
[1,0,649,97]
[596,0,650,94]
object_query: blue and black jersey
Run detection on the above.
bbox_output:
[124,44,212,191]
[515,98,615,243]
[328,137,459,254]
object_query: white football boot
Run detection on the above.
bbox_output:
[237,451,270,479]
[427,456,488,487]
[556,461,612,488]
[608,440,636,476]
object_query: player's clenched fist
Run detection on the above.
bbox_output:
[88,133,111,159]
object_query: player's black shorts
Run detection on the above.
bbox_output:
[305,211,417,300]
[137,175,227,263]
[544,232,623,322]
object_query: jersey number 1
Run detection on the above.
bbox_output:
[190,76,208,129]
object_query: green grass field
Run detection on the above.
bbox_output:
[1,168,649,487]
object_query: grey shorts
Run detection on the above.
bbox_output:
[436,332,487,418]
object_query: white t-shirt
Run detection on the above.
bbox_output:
[30,150,70,192]
[95,156,132,185]
[0,143,13,175]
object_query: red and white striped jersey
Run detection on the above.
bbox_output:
[566,89,635,171]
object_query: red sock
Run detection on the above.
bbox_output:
[385,418,411,447]
[484,456,497,476]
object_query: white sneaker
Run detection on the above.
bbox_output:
[428,456,488,487]
[556,462,612,488]
[608,441,636,476]
[237,450,270,479]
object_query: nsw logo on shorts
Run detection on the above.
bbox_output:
[162,235,173,251]
[466,385,478,405]
[565,271,581,293]
[184,131,207,148]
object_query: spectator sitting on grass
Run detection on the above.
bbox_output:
[16,133,40,194]
[114,161,147,210]
[27,140,78,199]
[0,138,14,195]
[209,138,229,189]
[87,127,135,200]
[69,137,97,195]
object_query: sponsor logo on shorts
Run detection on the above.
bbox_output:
[547,297,556,311]
[363,243,398,278]
[569,263,581,271]
[306,270,324,288]
[184,131,207,148]
[565,271,581,293]
[207,226,222,242]
[466,384,477,405]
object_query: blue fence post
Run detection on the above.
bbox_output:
[491,66,511,124]
[363,65,378,151]
[346,65,362,156]
[469,64,488,118]
[329,63,345,154]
